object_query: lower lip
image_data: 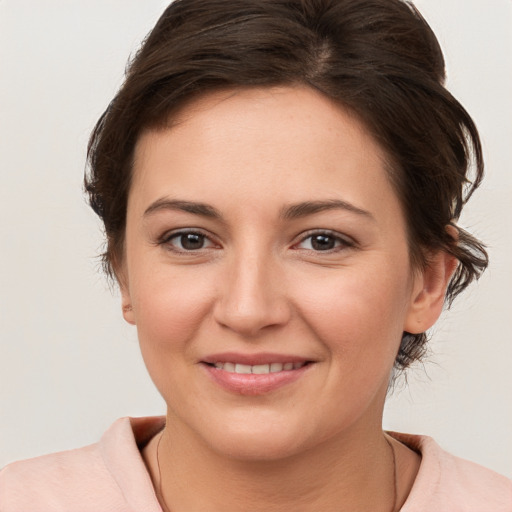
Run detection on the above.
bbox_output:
[201,363,312,395]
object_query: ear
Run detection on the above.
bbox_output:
[404,244,458,334]
[121,292,136,325]
[116,264,136,326]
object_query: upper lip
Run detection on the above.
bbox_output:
[201,352,312,366]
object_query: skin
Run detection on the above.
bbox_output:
[120,86,456,511]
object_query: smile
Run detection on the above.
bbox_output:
[202,359,313,395]
[211,362,307,374]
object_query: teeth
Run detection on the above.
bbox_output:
[235,363,252,374]
[270,363,283,373]
[252,364,270,374]
[212,362,306,373]
[223,362,236,372]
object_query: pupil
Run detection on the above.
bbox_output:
[312,234,334,251]
[181,233,204,250]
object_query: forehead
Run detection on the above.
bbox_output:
[129,86,399,221]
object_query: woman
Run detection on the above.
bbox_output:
[1,0,511,510]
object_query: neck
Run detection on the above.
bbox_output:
[149,416,397,512]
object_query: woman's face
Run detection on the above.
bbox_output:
[121,86,429,460]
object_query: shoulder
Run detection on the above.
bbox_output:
[0,442,123,511]
[0,416,165,512]
[391,432,512,512]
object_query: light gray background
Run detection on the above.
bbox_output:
[1,0,511,477]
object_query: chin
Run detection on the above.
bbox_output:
[211,430,308,462]
[195,410,335,463]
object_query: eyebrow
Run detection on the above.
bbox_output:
[144,199,222,219]
[280,199,375,221]
[143,198,374,222]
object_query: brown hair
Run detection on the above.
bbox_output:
[85,0,488,371]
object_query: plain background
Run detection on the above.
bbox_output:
[0,0,511,478]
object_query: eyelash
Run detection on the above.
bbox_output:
[293,230,356,253]
[158,229,217,253]
[158,228,355,254]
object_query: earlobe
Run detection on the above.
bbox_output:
[117,266,136,325]
[122,300,136,325]
[404,249,458,334]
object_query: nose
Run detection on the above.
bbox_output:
[213,250,291,338]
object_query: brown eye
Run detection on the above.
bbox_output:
[296,231,353,252]
[167,231,214,251]
[310,234,336,251]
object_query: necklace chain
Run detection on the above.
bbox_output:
[386,434,398,512]
[156,431,397,512]
[156,431,171,512]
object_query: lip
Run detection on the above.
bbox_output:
[200,353,314,396]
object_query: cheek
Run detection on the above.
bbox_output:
[293,262,411,360]
[130,265,214,353]
[129,266,218,400]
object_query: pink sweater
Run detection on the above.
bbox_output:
[1,416,511,511]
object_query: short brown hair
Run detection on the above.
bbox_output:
[85,0,488,371]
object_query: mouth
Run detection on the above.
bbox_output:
[200,355,315,395]
[205,361,310,374]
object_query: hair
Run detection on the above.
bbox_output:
[85,0,488,372]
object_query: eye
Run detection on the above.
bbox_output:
[295,231,353,252]
[164,231,216,251]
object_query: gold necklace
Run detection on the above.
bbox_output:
[156,432,171,512]
[386,435,399,512]
[156,432,398,512]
